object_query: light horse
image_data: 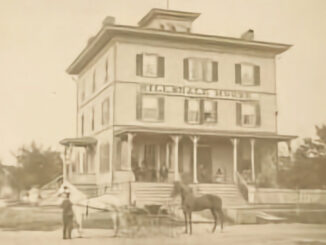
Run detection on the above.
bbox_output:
[55,182,121,237]
[171,181,223,235]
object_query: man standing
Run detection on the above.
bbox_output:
[60,189,74,239]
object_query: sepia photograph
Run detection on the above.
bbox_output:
[0,0,326,244]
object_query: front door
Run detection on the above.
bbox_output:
[142,144,157,182]
[197,146,212,183]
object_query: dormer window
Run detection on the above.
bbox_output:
[170,25,176,32]
[136,53,165,78]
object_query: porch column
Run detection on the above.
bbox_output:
[286,140,293,161]
[250,139,256,182]
[63,146,67,181]
[170,136,180,181]
[231,138,239,183]
[127,133,135,171]
[165,142,170,168]
[190,136,200,184]
[138,144,144,167]
[156,144,161,180]
[67,144,73,179]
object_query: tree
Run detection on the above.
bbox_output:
[296,126,326,159]
[12,142,63,190]
[278,125,326,189]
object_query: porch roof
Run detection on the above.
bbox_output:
[59,137,97,147]
[114,127,297,141]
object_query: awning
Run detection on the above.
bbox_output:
[114,126,297,141]
[59,137,97,147]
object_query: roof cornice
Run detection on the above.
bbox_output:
[67,25,292,75]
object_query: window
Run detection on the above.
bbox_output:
[185,99,218,124]
[102,98,110,125]
[185,99,200,124]
[136,54,164,78]
[236,102,261,127]
[136,95,164,121]
[80,79,85,102]
[91,107,95,131]
[203,100,217,123]
[96,58,108,85]
[184,58,218,82]
[92,69,96,92]
[105,58,109,83]
[235,63,260,86]
[100,143,110,172]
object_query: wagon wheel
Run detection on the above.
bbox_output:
[126,207,150,237]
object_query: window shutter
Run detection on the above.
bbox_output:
[235,64,241,84]
[199,100,204,124]
[184,99,188,122]
[136,93,142,120]
[136,54,143,76]
[213,101,218,123]
[81,114,84,136]
[157,56,165,77]
[236,103,242,126]
[183,58,189,80]
[100,144,103,172]
[212,61,218,82]
[158,97,165,121]
[255,103,261,126]
[254,65,260,85]
[105,143,110,172]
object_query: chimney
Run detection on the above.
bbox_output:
[241,29,254,41]
[102,16,115,26]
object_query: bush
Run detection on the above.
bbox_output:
[277,157,326,189]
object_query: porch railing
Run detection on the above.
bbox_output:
[236,171,249,201]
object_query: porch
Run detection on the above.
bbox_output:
[114,127,296,186]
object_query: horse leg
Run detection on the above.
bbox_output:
[112,213,119,237]
[189,212,192,235]
[210,209,218,233]
[218,207,224,232]
[183,210,188,234]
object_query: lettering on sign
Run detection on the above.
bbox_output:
[140,84,258,100]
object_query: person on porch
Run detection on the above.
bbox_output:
[215,168,225,183]
[160,164,168,182]
[131,158,140,181]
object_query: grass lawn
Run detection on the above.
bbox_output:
[0,205,119,231]
[0,205,62,231]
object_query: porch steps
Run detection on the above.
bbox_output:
[73,184,98,198]
[132,182,246,208]
[193,183,247,208]
[132,182,175,207]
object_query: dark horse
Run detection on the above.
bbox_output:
[171,181,223,235]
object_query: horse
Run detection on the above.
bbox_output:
[170,181,223,235]
[41,181,121,237]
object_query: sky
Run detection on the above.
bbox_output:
[0,0,325,164]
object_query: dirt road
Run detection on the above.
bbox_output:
[1,223,326,245]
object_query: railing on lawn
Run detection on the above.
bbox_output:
[236,171,249,201]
